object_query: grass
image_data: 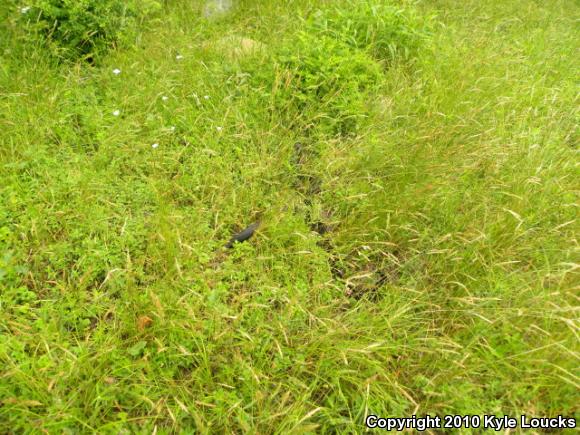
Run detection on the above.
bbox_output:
[1,0,578,432]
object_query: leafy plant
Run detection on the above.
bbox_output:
[21,0,161,60]
[252,33,382,135]
[243,1,429,136]
[308,1,430,64]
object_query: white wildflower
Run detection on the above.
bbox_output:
[162,96,169,101]
[152,143,159,149]
[203,95,210,100]
[20,6,31,13]
[216,126,223,132]
[176,54,184,60]
[112,110,120,116]
[112,68,121,75]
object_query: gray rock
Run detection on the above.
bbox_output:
[203,0,233,18]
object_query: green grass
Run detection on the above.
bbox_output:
[1,0,578,432]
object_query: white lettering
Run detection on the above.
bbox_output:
[365,415,377,428]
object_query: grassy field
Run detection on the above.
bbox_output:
[1,0,578,432]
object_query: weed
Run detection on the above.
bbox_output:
[308,0,430,64]
[19,0,161,61]
[247,33,382,136]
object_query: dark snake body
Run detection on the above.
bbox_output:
[225,222,260,248]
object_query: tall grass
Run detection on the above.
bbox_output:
[0,0,578,432]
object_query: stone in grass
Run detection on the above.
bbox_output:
[206,35,266,60]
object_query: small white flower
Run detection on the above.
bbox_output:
[162,96,169,101]
[216,126,223,132]
[176,55,184,60]
[152,143,159,149]
[112,110,120,116]
[203,95,210,100]
[20,6,31,13]
[112,68,121,75]
[169,126,176,132]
